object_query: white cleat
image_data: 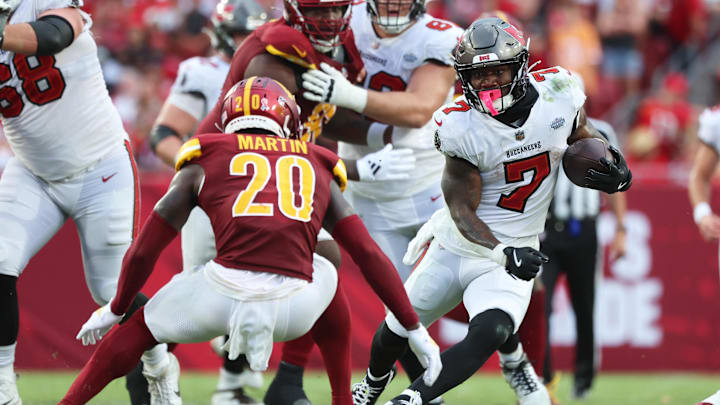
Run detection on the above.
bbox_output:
[383,389,422,405]
[501,354,551,405]
[697,389,720,405]
[143,353,182,405]
[0,372,21,405]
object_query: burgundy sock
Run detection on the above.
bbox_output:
[280,333,315,368]
[312,282,352,405]
[519,289,547,371]
[60,310,158,405]
[445,304,469,323]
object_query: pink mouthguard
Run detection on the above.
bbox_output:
[477,89,502,116]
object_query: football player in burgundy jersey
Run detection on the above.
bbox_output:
[59,77,441,405]
[194,2,416,405]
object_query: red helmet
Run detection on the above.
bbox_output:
[283,0,352,52]
[220,76,301,139]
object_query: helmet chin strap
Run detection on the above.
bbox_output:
[478,89,502,116]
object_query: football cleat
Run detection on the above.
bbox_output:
[383,389,422,405]
[0,371,21,405]
[212,387,263,405]
[501,354,551,405]
[142,353,182,405]
[352,367,396,405]
[264,362,311,405]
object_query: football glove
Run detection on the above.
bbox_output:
[403,220,434,265]
[76,303,124,346]
[502,246,549,281]
[585,145,632,194]
[302,62,368,113]
[357,144,415,182]
[0,0,21,45]
[407,326,442,386]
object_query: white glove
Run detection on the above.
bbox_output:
[403,221,434,266]
[357,144,415,182]
[407,326,442,386]
[0,0,21,39]
[76,303,124,346]
[302,62,368,113]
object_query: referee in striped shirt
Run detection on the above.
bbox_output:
[541,117,627,400]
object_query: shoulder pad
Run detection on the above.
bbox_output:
[172,57,225,96]
[699,107,720,146]
[259,21,318,69]
[431,100,481,166]
[421,18,464,66]
[174,138,202,171]
[530,66,586,111]
[312,144,347,191]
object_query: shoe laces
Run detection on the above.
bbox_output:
[351,371,393,405]
[506,361,540,397]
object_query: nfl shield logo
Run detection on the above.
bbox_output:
[515,130,525,141]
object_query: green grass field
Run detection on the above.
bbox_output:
[16,370,720,405]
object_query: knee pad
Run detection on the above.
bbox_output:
[468,309,514,349]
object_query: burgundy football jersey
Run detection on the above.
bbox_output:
[175,133,347,281]
[196,19,364,143]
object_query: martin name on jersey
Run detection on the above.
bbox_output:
[339,2,463,199]
[0,0,129,181]
[429,67,586,257]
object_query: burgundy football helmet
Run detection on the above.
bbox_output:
[221,77,301,139]
[283,0,352,52]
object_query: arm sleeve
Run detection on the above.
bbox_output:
[110,211,178,315]
[29,15,74,55]
[331,215,419,328]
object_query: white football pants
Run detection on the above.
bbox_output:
[0,141,137,305]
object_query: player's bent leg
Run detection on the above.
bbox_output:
[0,158,67,405]
[387,309,514,405]
[60,310,159,405]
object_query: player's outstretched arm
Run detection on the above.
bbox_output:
[0,5,84,55]
[570,108,632,194]
[303,61,454,128]
[689,141,720,240]
[109,165,203,316]
[323,181,442,384]
[442,155,547,281]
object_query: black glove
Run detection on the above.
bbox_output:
[502,246,549,281]
[585,145,632,194]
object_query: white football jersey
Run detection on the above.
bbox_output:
[340,4,463,199]
[168,55,230,122]
[430,67,586,254]
[698,106,720,153]
[1,0,128,181]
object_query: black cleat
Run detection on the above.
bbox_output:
[264,362,311,405]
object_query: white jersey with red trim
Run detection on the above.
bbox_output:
[168,55,230,122]
[0,0,128,181]
[430,67,585,255]
[698,106,720,153]
[339,3,463,199]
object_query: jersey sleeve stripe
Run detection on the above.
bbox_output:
[174,138,202,171]
[265,45,317,70]
[333,159,347,192]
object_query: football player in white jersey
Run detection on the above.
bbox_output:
[0,1,175,405]
[351,17,632,405]
[690,106,720,405]
[149,1,268,404]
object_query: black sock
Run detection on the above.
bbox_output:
[123,293,151,405]
[0,275,18,346]
[398,349,425,382]
[407,309,514,402]
[368,322,408,378]
[498,332,520,354]
[224,349,250,374]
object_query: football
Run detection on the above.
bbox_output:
[562,138,613,187]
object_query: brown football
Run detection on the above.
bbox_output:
[562,138,613,187]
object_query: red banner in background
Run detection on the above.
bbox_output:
[15,174,720,371]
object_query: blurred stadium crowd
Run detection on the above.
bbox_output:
[1,0,719,172]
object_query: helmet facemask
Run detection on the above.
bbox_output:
[456,54,529,116]
[284,0,352,53]
[209,0,268,58]
[366,0,425,34]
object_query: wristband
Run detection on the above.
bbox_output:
[490,243,508,267]
[366,122,388,149]
[694,202,712,224]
